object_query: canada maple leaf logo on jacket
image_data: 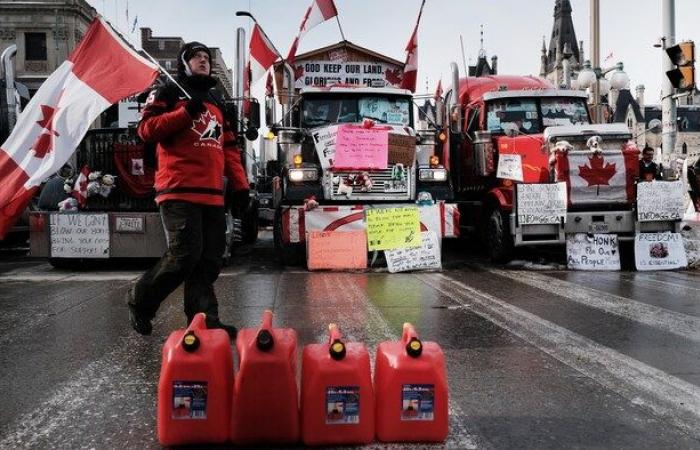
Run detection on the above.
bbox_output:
[578,154,617,186]
[191,110,222,143]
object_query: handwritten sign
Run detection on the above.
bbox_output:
[366,207,421,251]
[496,154,523,182]
[50,213,110,258]
[516,182,567,225]
[634,232,688,271]
[307,230,367,270]
[334,125,388,169]
[566,233,620,271]
[388,133,416,167]
[637,180,685,222]
[293,60,402,89]
[312,125,339,169]
[385,231,441,273]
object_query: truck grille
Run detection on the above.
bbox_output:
[330,166,412,200]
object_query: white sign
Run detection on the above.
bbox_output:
[294,60,402,89]
[516,182,567,225]
[50,213,110,258]
[385,231,441,273]
[115,216,144,233]
[637,180,685,222]
[118,95,140,128]
[634,232,688,271]
[497,154,523,182]
[566,233,620,271]
[312,125,339,169]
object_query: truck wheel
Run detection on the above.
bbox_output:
[485,208,514,263]
[273,206,304,266]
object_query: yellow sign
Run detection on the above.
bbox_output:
[366,207,422,251]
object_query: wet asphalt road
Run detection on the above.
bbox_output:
[0,232,699,449]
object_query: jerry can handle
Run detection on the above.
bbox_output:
[327,323,346,360]
[402,322,423,358]
[256,309,275,351]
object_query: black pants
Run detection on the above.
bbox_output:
[128,201,225,326]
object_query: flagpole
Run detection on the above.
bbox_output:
[335,16,346,41]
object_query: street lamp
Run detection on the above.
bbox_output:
[576,60,630,122]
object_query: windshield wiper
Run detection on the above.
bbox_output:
[361,115,388,123]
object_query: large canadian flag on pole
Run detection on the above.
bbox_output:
[248,24,281,87]
[400,0,426,93]
[287,0,339,64]
[0,17,159,238]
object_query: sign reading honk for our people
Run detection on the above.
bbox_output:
[365,207,421,251]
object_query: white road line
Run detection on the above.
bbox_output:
[487,268,700,343]
[416,272,700,441]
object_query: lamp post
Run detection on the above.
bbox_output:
[576,60,630,123]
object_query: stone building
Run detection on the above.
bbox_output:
[140,27,233,99]
[540,0,583,88]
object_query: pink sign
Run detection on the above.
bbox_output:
[333,125,389,169]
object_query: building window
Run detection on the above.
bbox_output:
[165,60,172,70]
[158,40,164,50]
[25,32,47,61]
[627,118,632,128]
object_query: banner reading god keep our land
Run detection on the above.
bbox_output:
[366,206,421,251]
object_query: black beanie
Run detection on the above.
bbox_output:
[178,41,212,77]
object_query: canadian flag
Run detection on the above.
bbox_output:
[400,24,418,92]
[248,24,280,87]
[0,18,158,238]
[287,0,339,64]
[72,165,90,207]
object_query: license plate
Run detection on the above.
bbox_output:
[115,216,144,233]
[588,222,609,233]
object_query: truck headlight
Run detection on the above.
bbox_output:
[288,168,318,182]
[419,168,447,182]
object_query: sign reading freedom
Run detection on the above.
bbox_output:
[366,207,421,251]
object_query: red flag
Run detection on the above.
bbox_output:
[265,70,274,97]
[434,79,443,99]
[400,0,425,93]
[287,0,339,64]
[0,17,159,238]
[72,165,90,207]
[249,24,280,86]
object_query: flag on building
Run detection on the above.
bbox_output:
[287,0,339,64]
[0,17,159,238]
[400,0,425,93]
[434,79,443,99]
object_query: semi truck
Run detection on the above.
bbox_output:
[434,63,679,262]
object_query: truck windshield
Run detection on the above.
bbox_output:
[486,97,589,134]
[302,94,411,127]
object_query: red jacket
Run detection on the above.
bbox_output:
[138,85,248,206]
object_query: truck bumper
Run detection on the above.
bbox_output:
[278,202,460,244]
[511,210,681,246]
[30,211,166,258]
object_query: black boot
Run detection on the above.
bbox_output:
[206,319,237,340]
[126,289,152,336]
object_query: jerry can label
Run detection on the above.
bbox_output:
[172,381,208,419]
[326,386,360,424]
[401,384,434,421]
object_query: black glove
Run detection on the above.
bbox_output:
[185,98,206,117]
[231,189,250,213]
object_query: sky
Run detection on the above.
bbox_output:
[90,0,700,105]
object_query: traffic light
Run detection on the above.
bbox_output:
[666,41,695,90]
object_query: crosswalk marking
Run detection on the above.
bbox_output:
[485,267,700,343]
[416,272,700,441]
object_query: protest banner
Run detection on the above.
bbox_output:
[566,233,620,271]
[333,125,389,169]
[637,180,685,222]
[634,232,687,271]
[366,206,421,251]
[388,133,416,167]
[385,231,441,273]
[312,125,339,169]
[307,230,367,270]
[496,154,523,182]
[515,182,567,225]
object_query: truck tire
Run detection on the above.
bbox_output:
[273,206,304,266]
[485,208,514,263]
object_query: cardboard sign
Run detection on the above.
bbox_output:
[307,230,368,270]
[334,125,388,169]
[566,233,620,271]
[634,232,688,271]
[516,182,567,225]
[496,154,524,182]
[388,133,416,167]
[637,180,685,222]
[366,207,421,251]
[312,125,339,169]
[385,231,441,273]
[50,213,110,258]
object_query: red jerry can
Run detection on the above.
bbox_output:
[231,310,300,445]
[157,313,234,446]
[301,323,375,446]
[375,323,448,443]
